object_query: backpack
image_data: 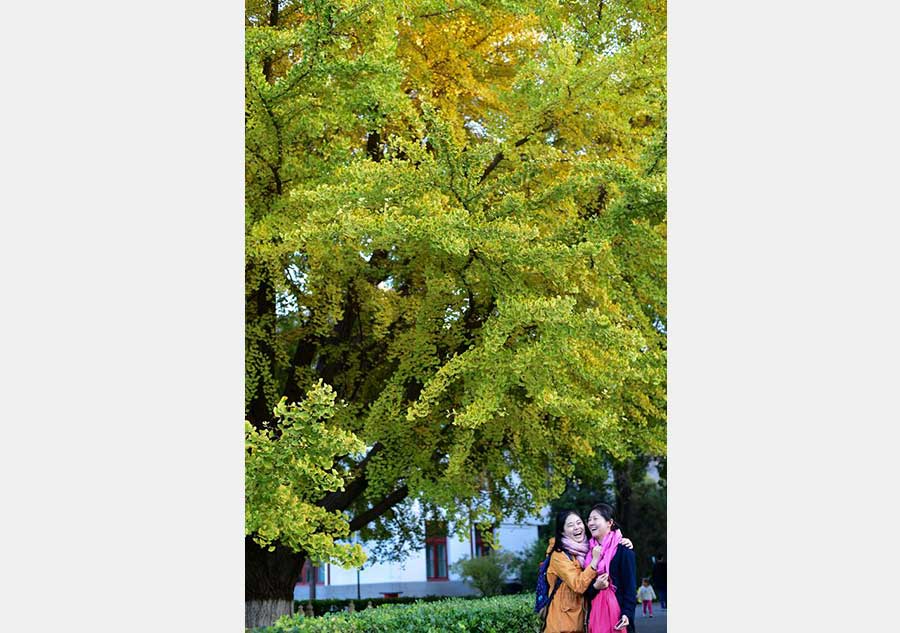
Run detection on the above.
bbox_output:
[534,550,572,631]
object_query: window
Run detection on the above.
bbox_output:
[474,526,494,557]
[298,560,326,585]
[425,521,448,580]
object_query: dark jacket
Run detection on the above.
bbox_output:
[585,546,637,630]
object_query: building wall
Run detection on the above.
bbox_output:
[495,522,539,557]
[294,521,541,601]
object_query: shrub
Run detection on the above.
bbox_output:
[291,595,481,616]
[260,593,538,633]
[517,538,549,595]
[451,551,520,597]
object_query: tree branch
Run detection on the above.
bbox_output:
[318,443,385,512]
[262,0,281,83]
[477,129,547,185]
[418,8,464,19]
[282,335,318,406]
[349,485,410,531]
[366,130,382,162]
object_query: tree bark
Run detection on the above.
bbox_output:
[245,536,304,629]
[612,460,634,535]
[245,599,294,630]
[245,474,408,627]
[262,0,280,83]
[349,485,410,531]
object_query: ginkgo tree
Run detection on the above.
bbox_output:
[245,0,666,627]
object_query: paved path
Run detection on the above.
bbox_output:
[632,602,666,633]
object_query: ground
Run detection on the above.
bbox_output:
[632,601,667,633]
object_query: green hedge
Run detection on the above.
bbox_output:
[262,593,538,633]
[291,595,482,617]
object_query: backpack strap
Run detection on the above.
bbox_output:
[539,551,575,633]
[547,575,563,602]
[547,551,574,603]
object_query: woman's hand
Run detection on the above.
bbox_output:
[620,537,634,550]
[613,614,630,630]
[593,573,610,590]
[590,544,603,566]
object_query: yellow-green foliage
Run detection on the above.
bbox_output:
[246,0,666,551]
[245,382,366,568]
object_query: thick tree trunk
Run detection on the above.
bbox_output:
[245,536,304,629]
[613,460,634,535]
[245,599,294,630]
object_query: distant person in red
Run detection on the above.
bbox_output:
[651,554,666,609]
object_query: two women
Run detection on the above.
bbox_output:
[543,505,638,633]
[543,510,604,633]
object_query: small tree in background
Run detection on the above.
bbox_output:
[517,538,550,594]
[452,551,520,597]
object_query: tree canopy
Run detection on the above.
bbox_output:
[245,0,666,611]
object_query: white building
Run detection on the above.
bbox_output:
[294,518,541,601]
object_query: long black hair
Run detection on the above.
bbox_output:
[552,509,582,552]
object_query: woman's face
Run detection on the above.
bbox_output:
[563,513,587,543]
[587,510,613,539]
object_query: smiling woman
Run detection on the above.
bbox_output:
[543,510,604,633]
[584,504,638,633]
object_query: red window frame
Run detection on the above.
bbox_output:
[425,521,449,581]
[297,560,327,586]
[474,526,493,558]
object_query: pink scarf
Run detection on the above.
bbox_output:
[583,529,621,586]
[560,535,590,567]
[583,529,622,633]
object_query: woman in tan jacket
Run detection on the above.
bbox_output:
[544,510,605,633]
